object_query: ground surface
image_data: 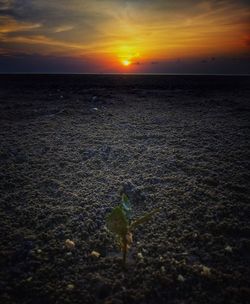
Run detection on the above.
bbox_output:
[0,75,250,304]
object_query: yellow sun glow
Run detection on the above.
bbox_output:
[122,59,131,66]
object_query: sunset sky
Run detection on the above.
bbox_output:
[0,0,249,73]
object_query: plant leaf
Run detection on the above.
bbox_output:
[106,206,128,238]
[122,193,129,204]
[121,193,132,219]
[122,201,131,212]
[129,208,161,230]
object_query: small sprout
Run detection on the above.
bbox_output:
[90,250,101,258]
[106,192,160,267]
[65,239,75,250]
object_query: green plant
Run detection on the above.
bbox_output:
[106,193,160,266]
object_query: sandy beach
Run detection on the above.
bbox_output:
[0,74,250,304]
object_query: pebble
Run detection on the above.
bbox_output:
[177,274,185,282]
[26,277,33,282]
[66,284,75,291]
[161,266,165,273]
[65,239,75,250]
[201,265,211,276]
[120,180,145,203]
[90,250,101,258]
[225,245,233,253]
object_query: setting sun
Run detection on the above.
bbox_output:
[122,60,131,66]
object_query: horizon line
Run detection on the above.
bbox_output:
[0,72,250,76]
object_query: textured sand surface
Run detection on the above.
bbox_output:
[0,75,250,304]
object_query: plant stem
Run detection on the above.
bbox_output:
[122,237,127,267]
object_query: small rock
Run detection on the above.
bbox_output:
[37,249,42,254]
[137,252,144,260]
[65,239,75,250]
[66,284,75,291]
[177,274,185,282]
[120,180,145,203]
[26,277,33,282]
[161,266,165,273]
[92,107,98,111]
[201,265,211,276]
[225,245,233,253]
[85,219,96,231]
[90,250,101,258]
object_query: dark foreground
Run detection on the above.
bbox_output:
[0,75,250,304]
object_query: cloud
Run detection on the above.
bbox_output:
[0,16,41,33]
[53,25,74,33]
[0,0,12,10]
